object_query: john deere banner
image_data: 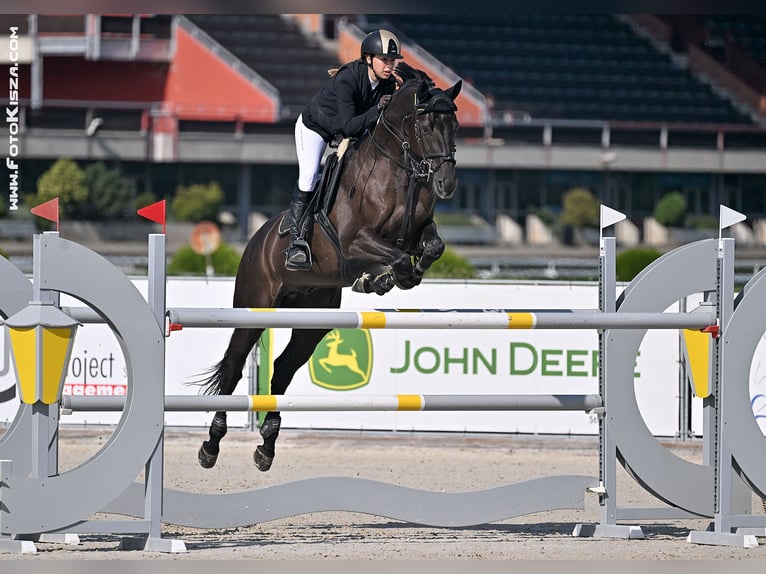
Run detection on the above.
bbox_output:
[261,281,677,436]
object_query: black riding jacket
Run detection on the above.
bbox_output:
[301,59,397,143]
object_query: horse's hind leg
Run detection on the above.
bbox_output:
[254,327,332,471]
[198,327,263,468]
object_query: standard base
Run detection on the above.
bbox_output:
[0,538,37,554]
[16,533,80,545]
[572,523,645,539]
[687,530,759,548]
[120,535,187,553]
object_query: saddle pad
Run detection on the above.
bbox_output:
[277,150,345,238]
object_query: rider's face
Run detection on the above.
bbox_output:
[371,55,396,80]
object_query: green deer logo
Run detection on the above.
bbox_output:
[309,329,372,390]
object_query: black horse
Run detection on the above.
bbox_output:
[197,63,461,471]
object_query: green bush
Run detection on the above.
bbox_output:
[423,246,475,279]
[0,245,8,259]
[81,162,137,220]
[167,242,242,276]
[27,159,143,221]
[35,158,88,218]
[653,192,686,227]
[560,187,600,228]
[687,214,718,230]
[616,247,662,282]
[170,182,223,222]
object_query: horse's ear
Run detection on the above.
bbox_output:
[445,79,462,101]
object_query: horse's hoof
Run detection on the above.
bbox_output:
[351,273,373,293]
[254,446,274,472]
[396,274,422,290]
[372,269,396,295]
[198,444,219,469]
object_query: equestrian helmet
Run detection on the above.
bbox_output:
[361,29,404,60]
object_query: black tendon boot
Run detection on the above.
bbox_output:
[285,185,313,271]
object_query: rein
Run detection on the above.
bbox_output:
[371,91,456,250]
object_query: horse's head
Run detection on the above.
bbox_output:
[376,62,461,199]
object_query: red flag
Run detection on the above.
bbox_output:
[30,197,59,231]
[137,200,166,234]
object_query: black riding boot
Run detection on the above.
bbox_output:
[285,186,313,271]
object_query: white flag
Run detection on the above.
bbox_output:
[719,205,746,230]
[600,204,626,230]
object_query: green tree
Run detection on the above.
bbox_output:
[167,242,241,276]
[653,191,686,227]
[616,247,662,282]
[35,158,88,217]
[560,187,600,228]
[170,182,224,222]
[82,162,137,220]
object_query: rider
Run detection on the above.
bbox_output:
[285,28,403,271]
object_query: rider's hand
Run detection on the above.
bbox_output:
[377,94,392,110]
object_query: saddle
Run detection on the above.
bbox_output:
[277,139,356,282]
[277,139,350,239]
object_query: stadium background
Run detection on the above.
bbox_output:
[2,13,766,248]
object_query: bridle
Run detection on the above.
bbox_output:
[371,84,458,250]
[373,88,457,185]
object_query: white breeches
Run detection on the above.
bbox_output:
[294,114,327,193]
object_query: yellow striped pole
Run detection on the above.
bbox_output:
[61,394,602,413]
[164,308,715,331]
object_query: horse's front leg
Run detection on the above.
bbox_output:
[347,228,415,295]
[365,251,413,295]
[397,220,445,290]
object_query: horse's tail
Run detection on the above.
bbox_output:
[187,348,230,396]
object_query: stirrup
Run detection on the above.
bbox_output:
[285,239,312,271]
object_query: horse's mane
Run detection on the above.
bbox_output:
[393,62,458,113]
[395,61,436,89]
